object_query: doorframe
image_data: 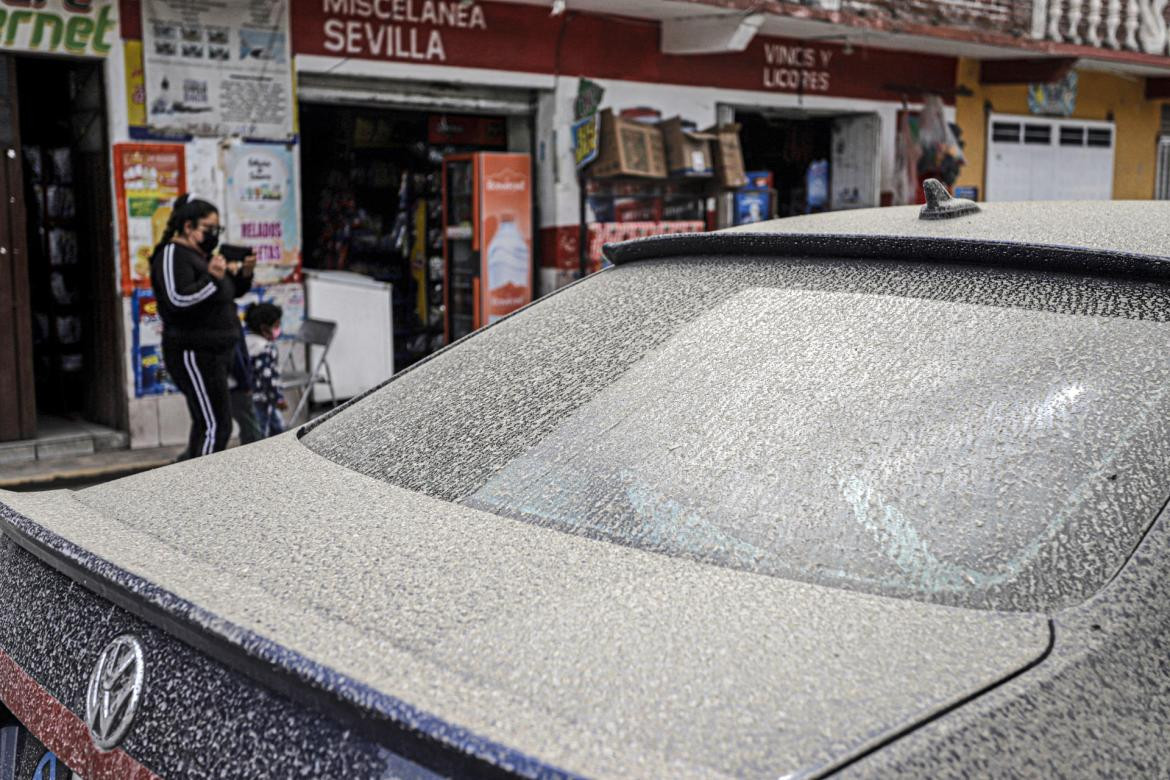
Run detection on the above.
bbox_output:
[70,60,126,430]
[0,54,35,441]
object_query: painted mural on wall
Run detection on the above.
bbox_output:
[1029,71,1078,117]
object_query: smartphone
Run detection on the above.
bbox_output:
[219,243,252,262]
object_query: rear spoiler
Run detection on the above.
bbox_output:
[602,232,1170,284]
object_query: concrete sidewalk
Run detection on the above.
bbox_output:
[0,445,185,492]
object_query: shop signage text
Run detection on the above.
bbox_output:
[763,44,832,93]
[0,0,116,56]
[322,0,486,62]
[293,3,955,104]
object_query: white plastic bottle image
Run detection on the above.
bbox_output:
[486,215,530,322]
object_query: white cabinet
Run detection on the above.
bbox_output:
[304,270,394,402]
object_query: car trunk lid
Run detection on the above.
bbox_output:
[1,435,1051,778]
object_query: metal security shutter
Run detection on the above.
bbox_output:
[296,72,534,116]
[986,113,1114,201]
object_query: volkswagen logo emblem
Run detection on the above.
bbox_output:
[84,635,145,750]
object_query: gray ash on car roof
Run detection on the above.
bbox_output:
[723,201,1170,260]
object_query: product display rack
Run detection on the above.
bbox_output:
[441,153,477,343]
[307,112,447,369]
[24,144,84,414]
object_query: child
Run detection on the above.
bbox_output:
[244,302,286,437]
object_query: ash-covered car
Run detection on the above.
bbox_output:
[4,188,1170,778]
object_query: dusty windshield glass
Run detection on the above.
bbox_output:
[303,257,1170,612]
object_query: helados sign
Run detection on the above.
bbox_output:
[0,0,117,57]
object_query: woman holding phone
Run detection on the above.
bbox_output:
[149,193,256,459]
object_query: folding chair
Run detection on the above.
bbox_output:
[278,318,338,426]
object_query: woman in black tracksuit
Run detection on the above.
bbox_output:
[149,194,254,459]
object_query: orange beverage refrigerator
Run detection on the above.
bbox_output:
[441,152,533,343]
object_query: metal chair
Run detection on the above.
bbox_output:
[278,318,338,426]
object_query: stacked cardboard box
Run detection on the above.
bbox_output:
[658,117,714,177]
[590,109,667,179]
[706,123,747,188]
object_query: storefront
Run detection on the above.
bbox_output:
[0,0,977,453]
[0,0,123,447]
[294,73,536,369]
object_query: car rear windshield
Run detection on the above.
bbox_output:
[303,256,1170,612]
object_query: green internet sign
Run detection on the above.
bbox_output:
[0,1,116,57]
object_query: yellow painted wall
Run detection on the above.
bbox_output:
[954,57,1163,200]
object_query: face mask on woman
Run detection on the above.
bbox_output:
[198,227,220,256]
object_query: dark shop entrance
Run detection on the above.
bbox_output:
[733,106,881,218]
[0,54,121,443]
[298,97,532,371]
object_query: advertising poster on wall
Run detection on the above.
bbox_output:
[478,153,532,324]
[141,0,294,139]
[223,141,300,286]
[133,291,176,397]
[114,143,186,295]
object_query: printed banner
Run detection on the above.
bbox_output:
[0,0,117,57]
[478,153,531,325]
[223,141,300,286]
[586,220,703,274]
[571,115,599,170]
[133,291,176,396]
[114,143,186,295]
[125,39,147,127]
[141,0,294,139]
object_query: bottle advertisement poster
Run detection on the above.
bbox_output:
[141,0,294,139]
[223,141,301,286]
[114,143,187,295]
[478,153,532,324]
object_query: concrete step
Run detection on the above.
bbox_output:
[0,445,185,491]
[0,419,130,465]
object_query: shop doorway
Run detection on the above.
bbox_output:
[731,107,881,219]
[298,101,528,372]
[0,55,121,443]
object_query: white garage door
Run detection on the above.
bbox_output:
[985,114,1114,202]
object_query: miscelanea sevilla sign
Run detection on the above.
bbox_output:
[319,0,485,62]
[292,1,955,102]
[0,0,117,57]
